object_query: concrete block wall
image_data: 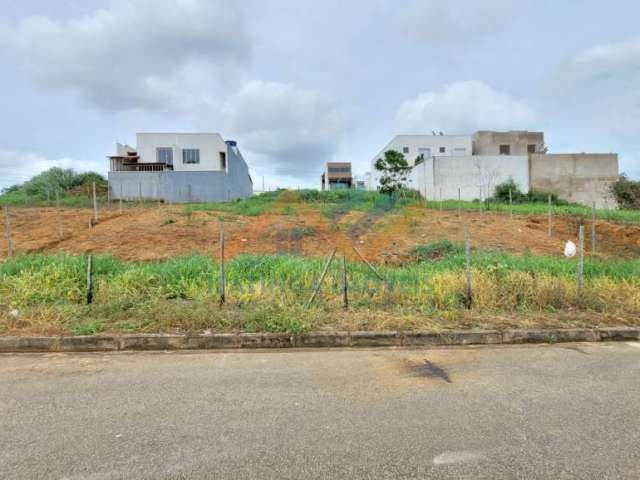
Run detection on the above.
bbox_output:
[530,153,618,208]
[410,155,529,201]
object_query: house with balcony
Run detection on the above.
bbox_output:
[108,133,252,203]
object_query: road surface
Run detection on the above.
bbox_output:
[2,343,640,479]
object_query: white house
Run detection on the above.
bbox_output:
[108,133,253,203]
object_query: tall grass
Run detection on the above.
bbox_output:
[1,251,639,335]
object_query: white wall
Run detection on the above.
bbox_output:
[410,155,529,200]
[370,135,472,189]
[136,133,227,172]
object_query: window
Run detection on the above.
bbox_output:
[402,147,409,154]
[157,147,173,164]
[439,147,446,153]
[499,144,511,155]
[182,148,200,164]
[418,147,431,158]
[527,144,536,153]
[220,152,226,170]
[328,167,351,173]
[453,148,466,156]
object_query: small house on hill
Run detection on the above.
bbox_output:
[108,133,253,203]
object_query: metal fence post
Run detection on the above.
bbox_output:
[219,220,225,305]
[547,194,552,237]
[591,201,596,254]
[577,225,584,305]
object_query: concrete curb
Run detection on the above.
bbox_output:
[0,327,638,353]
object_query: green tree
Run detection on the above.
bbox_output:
[374,150,412,194]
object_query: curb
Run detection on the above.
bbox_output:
[0,328,638,353]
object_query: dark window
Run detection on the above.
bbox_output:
[402,147,409,154]
[157,147,173,164]
[220,152,226,170]
[439,147,446,153]
[328,167,351,173]
[182,148,200,164]
[527,144,536,153]
[499,144,511,155]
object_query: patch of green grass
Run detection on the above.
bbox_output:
[430,199,640,224]
[71,319,105,335]
[187,191,280,216]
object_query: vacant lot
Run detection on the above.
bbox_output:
[2,191,640,262]
[1,191,639,336]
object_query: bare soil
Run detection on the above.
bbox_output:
[3,203,640,263]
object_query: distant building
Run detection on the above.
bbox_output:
[321,162,352,190]
[108,133,252,203]
[368,130,619,208]
[472,130,545,156]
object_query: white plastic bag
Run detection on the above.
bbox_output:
[564,240,577,258]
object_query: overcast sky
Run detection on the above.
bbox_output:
[1,0,639,190]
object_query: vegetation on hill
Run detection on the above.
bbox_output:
[0,167,107,206]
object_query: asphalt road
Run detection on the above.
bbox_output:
[2,343,640,479]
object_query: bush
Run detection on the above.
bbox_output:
[611,174,640,209]
[492,179,569,205]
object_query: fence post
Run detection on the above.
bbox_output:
[86,255,94,305]
[457,187,461,219]
[591,201,596,254]
[56,190,63,240]
[92,182,98,224]
[577,225,584,305]
[547,194,552,237]
[138,181,143,206]
[306,247,337,308]
[439,187,443,211]
[509,189,513,219]
[479,187,483,216]
[219,220,225,305]
[3,206,13,258]
[352,245,384,280]
[464,225,472,309]
[119,182,123,213]
[342,254,348,310]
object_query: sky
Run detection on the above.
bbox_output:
[0,0,639,191]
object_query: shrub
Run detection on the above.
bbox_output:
[492,179,569,205]
[611,174,640,209]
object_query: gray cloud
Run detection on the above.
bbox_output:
[395,80,537,134]
[401,0,516,45]
[222,81,346,178]
[2,0,251,111]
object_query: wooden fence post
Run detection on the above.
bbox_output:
[464,225,472,309]
[509,189,513,219]
[342,254,348,310]
[3,206,13,258]
[306,248,337,308]
[547,194,552,237]
[352,245,384,281]
[92,182,98,224]
[56,190,63,240]
[219,220,225,305]
[591,201,596,254]
[577,225,584,305]
[86,255,94,305]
